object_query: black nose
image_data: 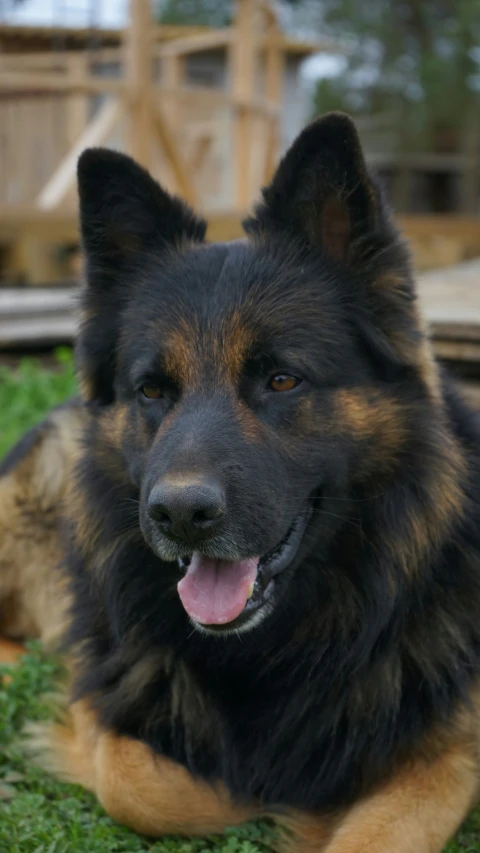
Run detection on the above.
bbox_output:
[148,477,226,543]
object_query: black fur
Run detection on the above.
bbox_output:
[62,114,480,812]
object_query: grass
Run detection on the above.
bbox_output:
[0,352,479,852]
[0,349,76,458]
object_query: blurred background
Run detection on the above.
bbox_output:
[0,0,479,395]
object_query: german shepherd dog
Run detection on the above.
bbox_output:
[1,113,480,852]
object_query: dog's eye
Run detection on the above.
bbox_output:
[268,374,300,393]
[141,385,163,399]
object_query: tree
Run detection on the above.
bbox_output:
[157,0,232,26]
[308,0,480,151]
[157,0,302,27]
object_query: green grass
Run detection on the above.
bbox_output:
[0,349,76,458]
[0,646,275,853]
[0,353,479,852]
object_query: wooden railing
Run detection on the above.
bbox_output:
[0,0,293,214]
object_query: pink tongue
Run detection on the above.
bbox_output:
[177,553,259,625]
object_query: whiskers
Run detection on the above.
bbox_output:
[114,497,142,537]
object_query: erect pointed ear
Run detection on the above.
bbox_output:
[244,112,380,263]
[76,149,207,405]
[77,147,206,266]
[246,115,433,383]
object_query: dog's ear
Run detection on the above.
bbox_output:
[246,114,428,380]
[76,148,206,405]
[244,112,380,264]
[78,148,206,262]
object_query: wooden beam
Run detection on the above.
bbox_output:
[191,135,212,174]
[157,84,279,116]
[153,102,197,206]
[263,9,284,183]
[66,54,90,149]
[157,29,232,57]
[156,85,280,116]
[124,0,155,169]
[0,70,123,95]
[0,47,123,70]
[0,207,79,242]
[230,0,259,210]
[162,53,184,137]
[36,98,121,210]
[458,115,480,215]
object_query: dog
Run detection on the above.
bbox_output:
[1,112,480,852]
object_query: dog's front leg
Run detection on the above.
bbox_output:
[277,738,478,853]
[306,745,477,853]
[32,698,259,838]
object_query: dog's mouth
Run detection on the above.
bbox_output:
[177,510,310,631]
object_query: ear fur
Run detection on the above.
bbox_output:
[76,149,206,404]
[77,148,206,266]
[244,112,381,263]
[245,113,434,384]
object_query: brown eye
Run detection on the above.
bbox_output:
[141,385,163,399]
[268,374,299,393]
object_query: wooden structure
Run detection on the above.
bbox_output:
[356,113,480,216]
[0,1,331,285]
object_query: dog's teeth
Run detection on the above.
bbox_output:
[247,582,255,600]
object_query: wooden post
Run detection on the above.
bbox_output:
[230,0,258,209]
[66,53,90,149]
[459,115,480,215]
[125,0,155,169]
[37,99,121,210]
[263,6,284,182]
[162,53,184,138]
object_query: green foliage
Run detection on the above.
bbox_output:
[157,0,300,27]
[157,0,232,26]
[311,0,480,147]
[0,357,479,851]
[0,647,276,853]
[0,349,76,458]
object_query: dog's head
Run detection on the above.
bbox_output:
[77,113,435,635]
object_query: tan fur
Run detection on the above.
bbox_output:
[333,387,409,476]
[0,405,86,645]
[162,313,254,389]
[29,698,259,838]
[23,694,480,852]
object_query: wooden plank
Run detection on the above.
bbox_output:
[36,98,121,210]
[153,102,198,206]
[0,70,123,95]
[206,211,245,241]
[230,0,259,209]
[66,54,90,149]
[433,340,480,363]
[124,0,155,169]
[162,54,184,137]
[263,11,284,183]
[157,29,232,57]
[157,84,279,116]
[0,208,79,241]
[397,216,480,239]
[0,22,325,57]
[0,316,77,347]
[418,259,480,333]
[0,288,77,314]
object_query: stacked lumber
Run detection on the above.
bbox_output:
[0,288,78,347]
[418,259,480,363]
